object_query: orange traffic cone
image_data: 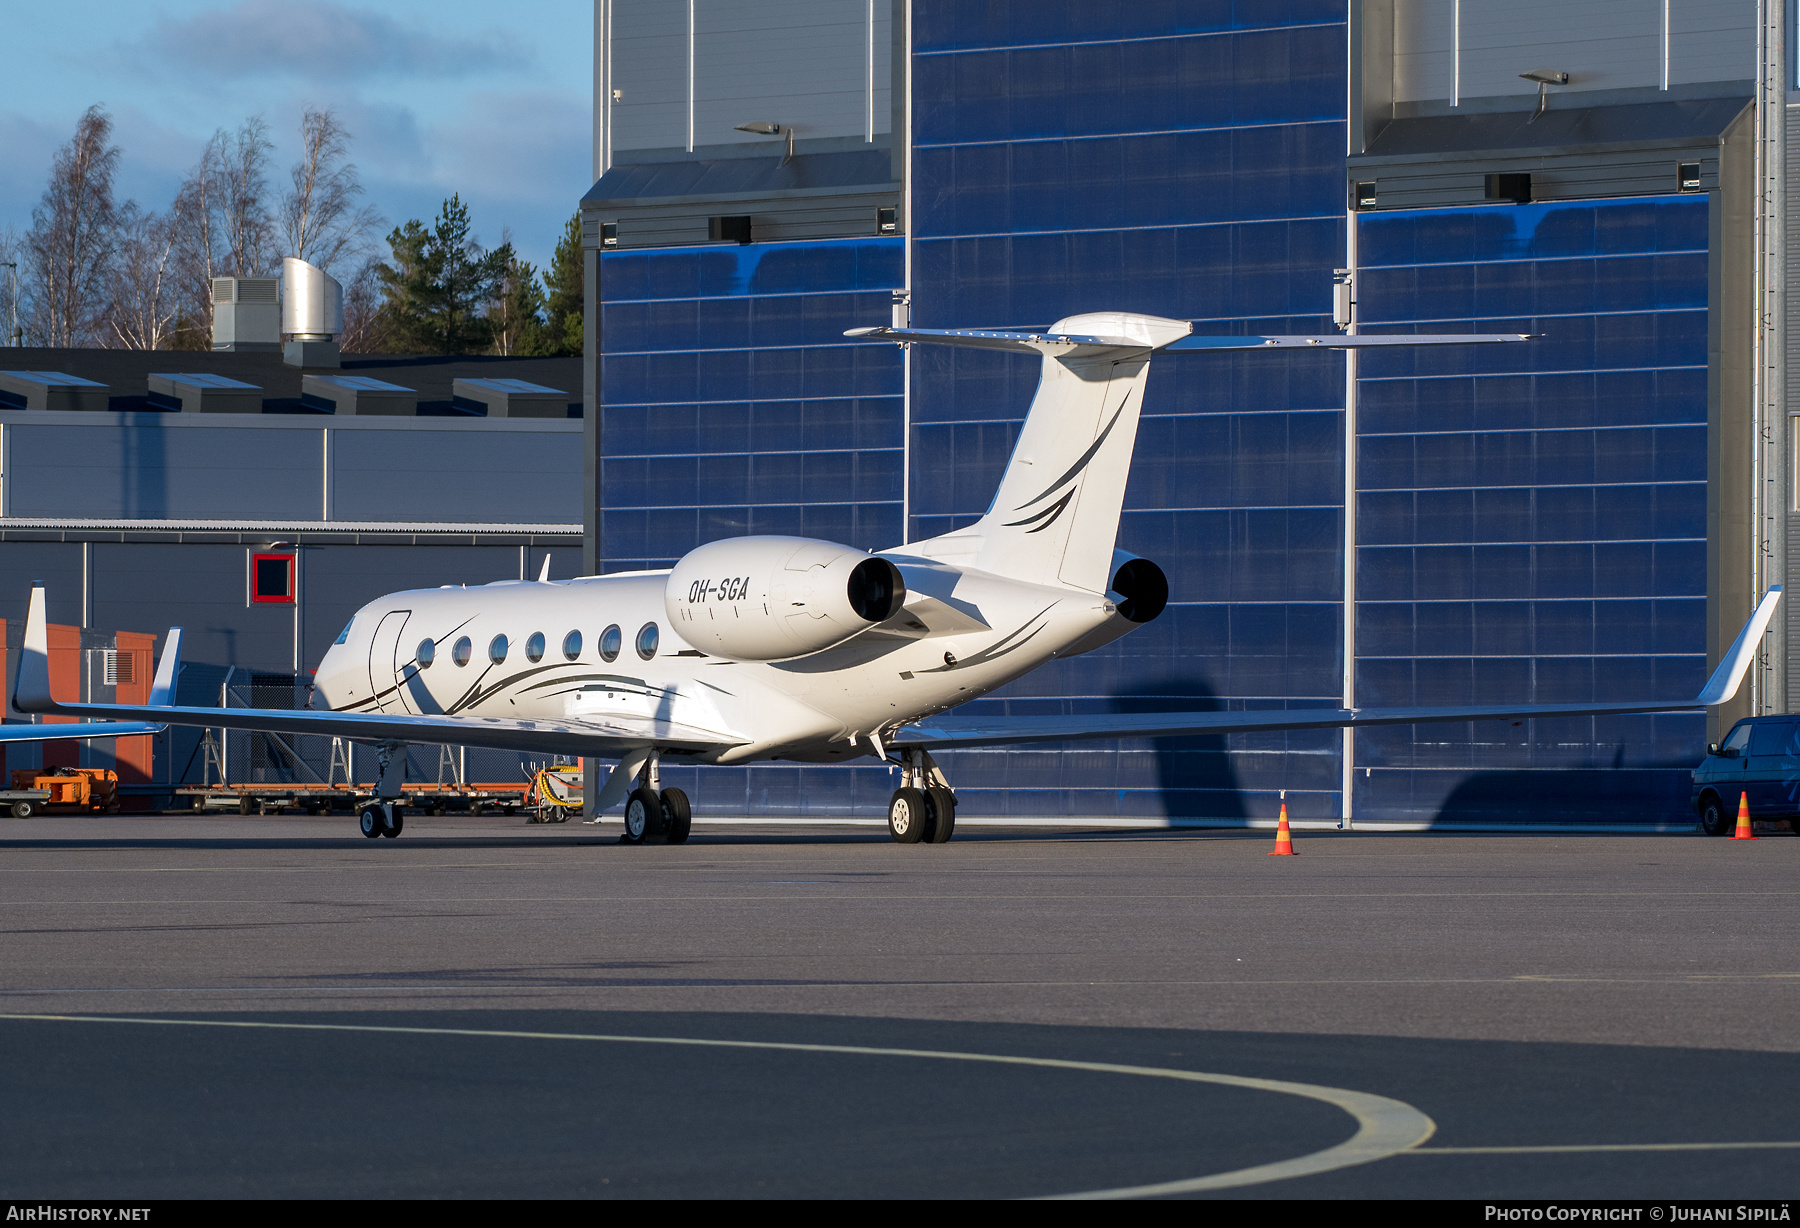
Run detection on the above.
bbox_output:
[1733,791,1757,840]
[1269,802,1297,856]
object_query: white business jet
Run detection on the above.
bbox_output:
[11,313,1781,843]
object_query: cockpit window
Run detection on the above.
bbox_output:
[334,620,353,645]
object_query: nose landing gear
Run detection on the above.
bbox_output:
[356,741,408,840]
[358,802,403,839]
[887,748,956,844]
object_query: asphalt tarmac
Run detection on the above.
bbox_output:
[2,813,1797,1199]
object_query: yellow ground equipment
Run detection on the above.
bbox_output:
[529,765,583,824]
[10,767,120,814]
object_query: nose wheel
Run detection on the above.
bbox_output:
[358,803,404,839]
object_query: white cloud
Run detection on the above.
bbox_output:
[124,0,532,81]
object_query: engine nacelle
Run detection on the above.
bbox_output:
[1055,550,1169,659]
[665,536,906,662]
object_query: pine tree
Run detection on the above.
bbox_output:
[491,244,546,356]
[372,195,507,354]
[373,218,433,352]
[540,212,583,357]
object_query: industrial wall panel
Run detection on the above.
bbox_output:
[608,0,891,156]
[911,124,1346,235]
[905,2,1351,821]
[912,3,1344,56]
[608,0,690,153]
[912,22,1346,145]
[693,0,889,147]
[609,195,899,249]
[5,423,320,521]
[1392,0,1455,104]
[1392,0,1752,104]
[1360,152,1720,212]
[1354,193,1709,824]
[598,236,905,574]
[1666,0,1756,87]
[328,431,582,525]
[0,543,83,632]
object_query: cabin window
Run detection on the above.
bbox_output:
[489,635,509,665]
[635,622,659,660]
[599,624,622,663]
[525,632,545,663]
[452,636,472,666]
[416,639,435,668]
[562,630,582,660]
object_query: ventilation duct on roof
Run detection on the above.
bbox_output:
[280,257,344,369]
[280,258,343,339]
[211,277,281,352]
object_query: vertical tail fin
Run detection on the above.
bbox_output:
[973,313,1186,590]
[912,312,1188,592]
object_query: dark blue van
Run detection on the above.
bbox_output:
[1692,716,1800,835]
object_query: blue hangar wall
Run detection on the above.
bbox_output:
[595,2,1712,826]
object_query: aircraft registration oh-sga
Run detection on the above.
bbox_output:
[12,313,1783,843]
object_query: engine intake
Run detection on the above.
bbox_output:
[665,536,905,662]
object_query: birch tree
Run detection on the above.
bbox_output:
[25,105,121,347]
[279,109,381,274]
[107,204,180,350]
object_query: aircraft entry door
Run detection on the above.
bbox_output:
[367,610,412,714]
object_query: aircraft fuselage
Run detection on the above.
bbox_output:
[311,558,1117,765]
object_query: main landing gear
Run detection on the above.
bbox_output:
[619,752,692,846]
[888,748,955,845]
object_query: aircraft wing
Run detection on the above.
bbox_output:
[0,721,164,742]
[895,588,1783,750]
[10,589,745,759]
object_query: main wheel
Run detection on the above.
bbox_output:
[924,786,956,844]
[622,787,660,844]
[358,805,382,839]
[10,800,31,819]
[661,788,692,844]
[380,806,404,838]
[1698,792,1732,837]
[888,788,928,844]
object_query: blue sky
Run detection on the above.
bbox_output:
[3,0,591,273]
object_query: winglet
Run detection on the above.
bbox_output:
[1697,586,1784,705]
[147,628,183,707]
[537,554,551,583]
[14,584,54,714]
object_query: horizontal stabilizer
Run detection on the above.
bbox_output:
[1164,333,1534,351]
[848,325,1534,355]
[845,325,1174,356]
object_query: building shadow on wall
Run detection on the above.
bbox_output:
[1418,761,1699,828]
[1112,676,1245,822]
